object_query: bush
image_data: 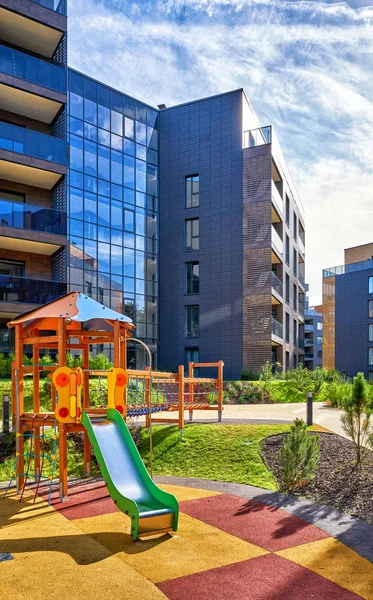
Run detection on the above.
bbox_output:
[341,372,373,464]
[241,369,260,381]
[89,353,113,371]
[277,418,320,491]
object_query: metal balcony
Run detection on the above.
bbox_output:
[0,44,66,94]
[0,276,66,305]
[0,198,66,235]
[0,121,67,166]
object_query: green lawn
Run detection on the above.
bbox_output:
[138,423,293,490]
[0,423,304,489]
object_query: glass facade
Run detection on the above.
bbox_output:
[67,70,159,365]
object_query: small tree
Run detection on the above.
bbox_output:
[341,372,372,464]
[259,360,274,400]
[277,418,320,491]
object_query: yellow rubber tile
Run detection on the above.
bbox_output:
[159,483,221,502]
[0,492,166,600]
[277,538,373,600]
[73,511,268,583]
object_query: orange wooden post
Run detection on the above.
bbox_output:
[145,371,151,428]
[188,362,194,423]
[11,362,15,420]
[33,340,40,479]
[217,360,224,423]
[82,345,90,476]
[15,323,24,492]
[57,318,68,499]
[113,321,120,368]
[178,365,185,440]
[120,328,127,420]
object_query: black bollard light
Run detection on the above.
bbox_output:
[306,391,313,426]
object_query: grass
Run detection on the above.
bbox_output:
[138,423,295,490]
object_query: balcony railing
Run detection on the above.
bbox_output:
[30,0,66,15]
[298,235,305,256]
[305,324,313,332]
[272,317,283,339]
[298,338,305,350]
[0,45,66,94]
[271,226,283,258]
[271,181,283,217]
[323,258,373,278]
[271,272,283,297]
[0,198,67,235]
[0,121,67,165]
[298,269,305,287]
[243,125,271,149]
[298,298,305,318]
[0,276,66,305]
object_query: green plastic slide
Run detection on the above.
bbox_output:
[82,408,179,540]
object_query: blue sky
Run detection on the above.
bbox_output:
[68,0,373,304]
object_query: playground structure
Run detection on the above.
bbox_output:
[3,291,223,539]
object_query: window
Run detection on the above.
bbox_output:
[369,300,373,318]
[285,274,290,304]
[186,262,199,294]
[293,248,297,277]
[0,259,24,277]
[317,336,323,344]
[317,350,322,359]
[293,353,297,368]
[293,212,297,240]
[186,175,199,208]
[185,348,199,374]
[317,322,323,330]
[285,195,290,225]
[369,324,373,342]
[185,305,199,338]
[369,371,373,381]
[285,235,290,264]
[185,218,199,251]
[369,277,373,294]
[285,350,290,370]
[369,348,373,365]
[293,284,297,311]
[285,313,290,342]
[293,319,297,346]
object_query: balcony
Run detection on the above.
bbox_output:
[305,324,313,332]
[271,226,283,260]
[271,181,283,217]
[298,235,305,256]
[271,272,283,303]
[243,125,271,149]
[0,276,66,309]
[0,2,66,59]
[30,0,66,14]
[298,338,305,350]
[0,45,66,94]
[272,317,283,340]
[0,121,66,188]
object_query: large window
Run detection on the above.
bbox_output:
[186,175,199,208]
[285,195,290,225]
[369,277,373,294]
[186,262,199,294]
[293,248,297,277]
[293,283,297,311]
[285,235,290,264]
[285,312,290,342]
[369,324,373,342]
[369,300,373,318]
[369,348,373,365]
[317,322,323,330]
[293,212,297,240]
[185,218,199,251]
[285,274,290,304]
[185,305,199,338]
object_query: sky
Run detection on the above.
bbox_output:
[67,0,373,305]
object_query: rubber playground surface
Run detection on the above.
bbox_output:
[1,479,372,600]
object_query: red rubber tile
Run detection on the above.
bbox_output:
[157,554,363,600]
[180,494,329,551]
[39,481,119,520]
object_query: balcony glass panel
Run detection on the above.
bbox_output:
[0,122,67,165]
[30,0,66,15]
[0,45,66,94]
[272,317,283,338]
[0,198,66,235]
[271,272,283,297]
[243,125,271,149]
[271,181,283,216]
[0,276,66,304]
[298,235,305,256]
[298,338,305,350]
[271,226,283,257]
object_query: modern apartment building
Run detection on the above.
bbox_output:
[323,242,373,378]
[159,93,305,378]
[0,0,68,353]
[304,299,322,370]
[0,1,305,377]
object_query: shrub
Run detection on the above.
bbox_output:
[277,418,320,491]
[89,353,113,371]
[341,372,372,464]
[241,369,260,381]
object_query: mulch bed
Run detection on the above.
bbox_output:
[261,432,373,523]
